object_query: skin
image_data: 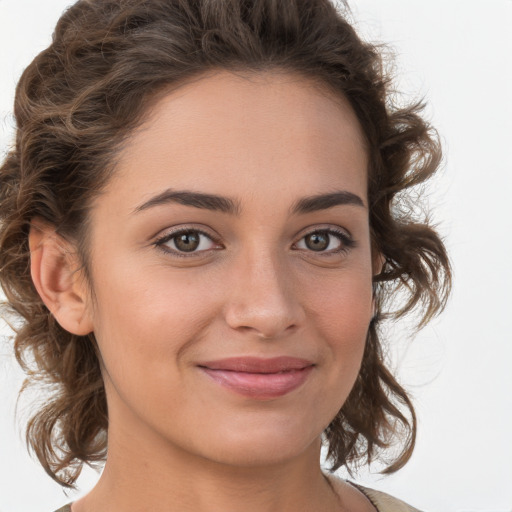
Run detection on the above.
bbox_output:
[30,70,378,511]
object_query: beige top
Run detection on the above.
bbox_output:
[53,486,421,512]
[355,484,422,512]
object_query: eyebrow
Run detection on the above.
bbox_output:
[133,189,241,215]
[290,191,365,214]
[133,189,365,216]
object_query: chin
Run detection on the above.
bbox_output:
[190,417,324,468]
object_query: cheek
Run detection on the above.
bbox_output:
[300,267,373,378]
[89,263,220,384]
[304,266,373,336]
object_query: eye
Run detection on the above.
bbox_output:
[155,228,220,255]
[294,229,354,254]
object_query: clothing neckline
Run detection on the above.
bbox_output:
[56,480,380,512]
[346,481,380,512]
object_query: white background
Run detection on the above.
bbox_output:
[0,1,511,511]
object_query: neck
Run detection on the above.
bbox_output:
[74,417,341,512]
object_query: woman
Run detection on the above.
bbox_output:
[0,0,450,510]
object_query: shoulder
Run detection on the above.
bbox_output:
[53,505,72,512]
[352,483,423,512]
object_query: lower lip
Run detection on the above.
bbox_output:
[201,366,314,400]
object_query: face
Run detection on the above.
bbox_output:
[84,70,374,467]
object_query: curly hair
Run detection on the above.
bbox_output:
[0,0,450,487]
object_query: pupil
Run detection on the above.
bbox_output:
[306,232,329,251]
[175,232,200,252]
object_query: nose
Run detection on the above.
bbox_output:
[223,250,305,340]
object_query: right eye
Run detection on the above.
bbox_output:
[154,228,220,256]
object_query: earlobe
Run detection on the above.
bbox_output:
[29,219,94,336]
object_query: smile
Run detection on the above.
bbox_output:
[198,356,315,400]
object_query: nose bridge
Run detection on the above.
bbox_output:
[224,244,303,339]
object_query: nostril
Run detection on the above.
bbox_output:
[237,322,299,340]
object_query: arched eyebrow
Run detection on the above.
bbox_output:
[133,189,241,215]
[132,189,365,215]
[290,191,365,214]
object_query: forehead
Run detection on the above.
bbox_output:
[105,70,368,210]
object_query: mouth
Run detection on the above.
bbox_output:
[197,356,315,400]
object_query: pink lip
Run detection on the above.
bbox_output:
[198,357,315,400]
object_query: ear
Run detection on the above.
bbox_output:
[29,218,94,336]
[372,250,385,277]
[371,251,385,320]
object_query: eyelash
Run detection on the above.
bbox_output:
[154,228,222,258]
[294,227,356,256]
[153,227,355,257]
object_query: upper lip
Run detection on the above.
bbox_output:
[198,356,314,373]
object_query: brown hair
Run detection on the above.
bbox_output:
[0,0,450,487]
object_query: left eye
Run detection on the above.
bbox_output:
[295,230,350,253]
[157,230,217,253]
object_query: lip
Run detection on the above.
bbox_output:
[198,357,315,400]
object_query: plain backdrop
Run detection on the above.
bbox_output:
[1,1,511,511]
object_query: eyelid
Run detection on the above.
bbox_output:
[151,223,355,258]
[292,225,356,253]
[294,224,353,240]
[153,226,222,256]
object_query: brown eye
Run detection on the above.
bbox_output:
[304,232,330,251]
[295,228,354,254]
[174,232,201,252]
[156,229,218,255]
